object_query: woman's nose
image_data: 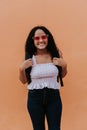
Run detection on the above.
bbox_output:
[39,37,43,42]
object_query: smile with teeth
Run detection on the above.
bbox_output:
[38,42,45,46]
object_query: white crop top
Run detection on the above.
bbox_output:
[27,55,60,90]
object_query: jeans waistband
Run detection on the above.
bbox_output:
[29,87,59,93]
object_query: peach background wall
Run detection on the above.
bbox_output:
[0,0,87,130]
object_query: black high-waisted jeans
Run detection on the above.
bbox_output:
[27,87,62,130]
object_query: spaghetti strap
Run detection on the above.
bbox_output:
[32,55,37,65]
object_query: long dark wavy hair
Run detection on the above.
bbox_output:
[25,25,63,86]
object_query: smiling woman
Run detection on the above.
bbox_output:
[19,25,67,130]
[0,0,87,130]
[33,29,48,51]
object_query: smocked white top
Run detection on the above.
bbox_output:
[27,55,60,90]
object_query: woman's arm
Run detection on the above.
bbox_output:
[53,57,67,78]
[19,67,27,84]
[53,51,68,78]
[19,59,32,84]
[59,50,67,77]
[61,63,67,78]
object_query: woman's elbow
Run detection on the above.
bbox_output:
[62,67,68,78]
[19,77,27,84]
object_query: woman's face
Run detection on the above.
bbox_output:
[33,29,48,51]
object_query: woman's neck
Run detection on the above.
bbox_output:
[36,49,49,55]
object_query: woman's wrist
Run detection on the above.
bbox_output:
[19,65,25,72]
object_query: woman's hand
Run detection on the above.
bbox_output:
[53,57,67,77]
[19,59,32,71]
[19,59,32,84]
[53,57,67,68]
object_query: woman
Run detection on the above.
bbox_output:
[19,25,67,130]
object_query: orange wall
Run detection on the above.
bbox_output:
[0,0,87,130]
